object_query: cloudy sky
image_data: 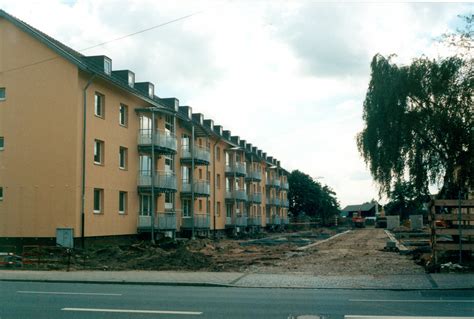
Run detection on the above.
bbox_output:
[1,0,472,207]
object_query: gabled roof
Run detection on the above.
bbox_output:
[341,203,376,212]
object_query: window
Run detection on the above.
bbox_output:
[165,192,174,211]
[226,203,233,218]
[94,140,104,164]
[199,199,202,211]
[139,195,151,216]
[119,191,127,214]
[199,169,202,180]
[207,171,211,181]
[93,188,103,213]
[216,147,220,161]
[216,201,221,216]
[128,73,135,87]
[119,104,128,126]
[0,137,4,150]
[119,147,127,169]
[94,93,104,118]
[148,84,154,97]
[104,59,112,75]
[216,174,221,189]
[0,187,3,200]
[165,115,174,134]
[0,88,5,100]
[182,199,191,217]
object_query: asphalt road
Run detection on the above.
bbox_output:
[0,281,473,319]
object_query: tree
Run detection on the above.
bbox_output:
[383,180,426,220]
[357,18,473,199]
[288,170,339,224]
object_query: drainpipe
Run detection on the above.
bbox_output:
[212,137,221,240]
[191,125,195,239]
[80,74,96,249]
[150,111,156,244]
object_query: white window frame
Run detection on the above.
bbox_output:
[104,59,112,75]
[139,194,151,216]
[119,146,127,169]
[182,199,191,217]
[119,191,127,214]
[94,93,104,118]
[119,104,128,126]
[94,140,104,165]
[93,188,103,213]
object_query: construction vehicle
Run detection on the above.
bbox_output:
[352,211,366,228]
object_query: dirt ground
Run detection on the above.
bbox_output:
[18,228,426,275]
[244,228,426,275]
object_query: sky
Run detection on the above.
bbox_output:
[1,0,472,207]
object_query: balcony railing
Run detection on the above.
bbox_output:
[225,190,248,202]
[181,214,210,229]
[281,182,289,190]
[247,192,262,203]
[266,178,281,188]
[181,145,211,164]
[225,162,247,176]
[266,197,280,206]
[271,215,281,225]
[248,215,262,226]
[181,180,210,196]
[281,199,289,207]
[225,215,248,227]
[138,171,177,192]
[138,129,177,154]
[137,212,177,230]
[246,169,262,181]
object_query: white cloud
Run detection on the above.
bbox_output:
[1,0,471,207]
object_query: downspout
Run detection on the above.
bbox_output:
[81,74,96,249]
[191,125,195,239]
[212,137,221,240]
[150,111,156,244]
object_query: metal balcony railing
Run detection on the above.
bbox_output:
[266,197,280,206]
[225,190,248,201]
[181,145,211,164]
[225,162,247,176]
[138,129,177,153]
[266,177,281,188]
[281,182,289,190]
[138,171,177,191]
[181,214,210,229]
[271,215,281,225]
[246,169,262,181]
[247,192,262,203]
[281,199,289,207]
[225,215,248,227]
[181,180,210,196]
[137,212,177,230]
[248,215,262,226]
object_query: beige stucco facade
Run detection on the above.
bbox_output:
[0,12,290,240]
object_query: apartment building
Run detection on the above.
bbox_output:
[0,10,290,244]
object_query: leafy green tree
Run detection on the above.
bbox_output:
[357,18,473,199]
[288,170,339,224]
[384,180,426,220]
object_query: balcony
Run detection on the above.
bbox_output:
[181,180,210,197]
[270,215,281,225]
[281,182,289,190]
[266,177,281,188]
[181,214,210,229]
[138,129,177,155]
[245,169,262,181]
[225,162,247,177]
[248,215,262,226]
[266,197,281,206]
[248,192,262,203]
[137,212,177,231]
[225,190,248,202]
[138,171,177,193]
[226,215,248,227]
[180,145,211,165]
[281,199,289,207]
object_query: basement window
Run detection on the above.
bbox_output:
[0,137,4,150]
[0,88,5,100]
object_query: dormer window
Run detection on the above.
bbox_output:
[148,84,154,98]
[128,73,135,87]
[104,58,112,75]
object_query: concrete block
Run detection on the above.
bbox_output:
[410,214,423,229]
[386,216,400,230]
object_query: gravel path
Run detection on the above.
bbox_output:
[247,228,426,275]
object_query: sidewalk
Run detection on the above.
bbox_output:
[0,270,472,290]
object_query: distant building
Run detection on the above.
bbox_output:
[341,203,377,219]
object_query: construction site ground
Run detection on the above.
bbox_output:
[12,228,427,275]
